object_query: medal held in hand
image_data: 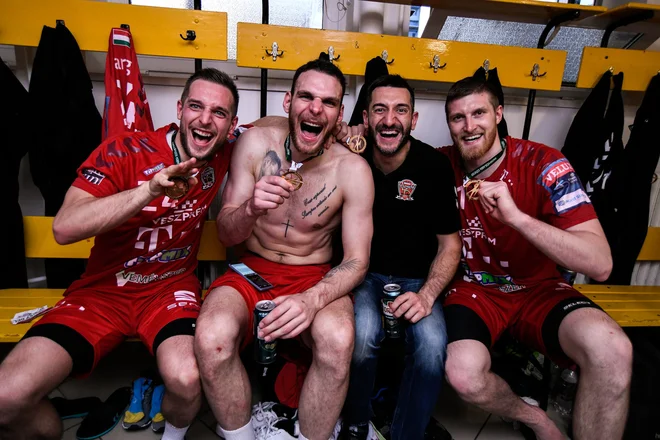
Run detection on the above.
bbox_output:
[345,135,367,154]
[464,179,482,201]
[165,176,189,199]
[462,138,507,202]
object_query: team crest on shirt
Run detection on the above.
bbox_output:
[201,167,215,190]
[396,179,417,201]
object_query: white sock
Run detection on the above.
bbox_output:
[162,422,189,440]
[299,433,310,440]
[217,420,256,440]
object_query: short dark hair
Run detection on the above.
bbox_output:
[181,68,239,116]
[445,76,500,119]
[291,59,346,101]
[365,74,415,110]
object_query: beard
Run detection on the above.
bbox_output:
[287,116,330,157]
[179,124,221,162]
[369,121,412,157]
[456,127,497,162]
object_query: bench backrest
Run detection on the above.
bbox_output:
[23,216,226,261]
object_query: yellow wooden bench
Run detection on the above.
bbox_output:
[2,217,659,342]
[0,216,226,343]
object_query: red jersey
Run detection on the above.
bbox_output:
[102,28,154,140]
[67,124,233,295]
[441,137,597,291]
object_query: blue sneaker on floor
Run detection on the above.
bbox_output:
[149,384,166,433]
[122,378,153,430]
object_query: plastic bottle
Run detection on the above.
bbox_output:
[553,368,578,417]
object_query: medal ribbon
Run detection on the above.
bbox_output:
[463,138,507,184]
[284,134,323,172]
[171,130,182,165]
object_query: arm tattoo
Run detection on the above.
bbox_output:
[259,150,282,179]
[324,258,360,279]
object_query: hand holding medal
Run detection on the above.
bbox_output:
[282,134,323,192]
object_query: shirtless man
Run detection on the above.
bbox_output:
[195,59,374,440]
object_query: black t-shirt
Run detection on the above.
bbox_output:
[367,137,460,278]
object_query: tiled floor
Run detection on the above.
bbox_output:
[5,343,555,440]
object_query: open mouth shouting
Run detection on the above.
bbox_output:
[299,120,324,144]
[191,127,216,147]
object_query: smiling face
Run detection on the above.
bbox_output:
[363,86,418,157]
[283,70,344,157]
[446,91,502,162]
[176,79,238,162]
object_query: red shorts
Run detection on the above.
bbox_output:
[208,253,331,408]
[443,278,601,365]
[28,274,201,374]
[207,253,331,348]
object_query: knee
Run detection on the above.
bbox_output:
[579,329,633,389]
[314,317,355,376]
[445,354,487,403]
[194,315,242,368]
[413,333,447,377]
[353,317,381,366]
[162,365,201,401]
[0,374,42,425]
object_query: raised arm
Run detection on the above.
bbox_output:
[53,158,199,245]
[216,128,293,246]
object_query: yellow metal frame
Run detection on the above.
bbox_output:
[576,47,660,92]
[237,23,566,91]
[23,216,226,261]
[0,0,228,60]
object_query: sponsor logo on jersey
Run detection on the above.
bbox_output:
[461,263,524,292]
[538,158,590,214]
[123,245,192,268]
[152,200,207,226]
[460,216,497,245]
[81,168,106,185]
[396,179,417,201]
[143,163,165,176]
[201,167,215,190]
[115,268,186,287]
[555,189,590,213]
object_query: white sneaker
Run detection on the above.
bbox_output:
[295,417,343,440]
[215,402,298,438]
[256,416,298,440]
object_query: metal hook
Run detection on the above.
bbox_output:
[530,63,547,81]
[429,55,447,73]
[265,42,284,61]
[608,66,615,74]
[483,59,490,80]
[56,19,65,26]
[381,50,394,65]
[328,46,340,63]
[180,30,196,41]
[120,24,130,30]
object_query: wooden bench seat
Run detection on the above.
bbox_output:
[2,217,660,343]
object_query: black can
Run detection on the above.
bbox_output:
[254,300,277,364]
[382,283,402,338]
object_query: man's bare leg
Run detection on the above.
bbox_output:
[195,287,252,431]
[157,335,202,433]
[0,337,72,440]
[445,340,563,440]
[298,296,354,440]
[558,308,632,440]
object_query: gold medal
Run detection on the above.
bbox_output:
[165,176,189,199]
[282,171,303,191]
[346,135,367,154]
[464,179,482,201]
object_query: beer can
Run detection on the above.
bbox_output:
[254,300,277,364]
[382,283,402,338]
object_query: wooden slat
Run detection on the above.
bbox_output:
[0,0,227,60]
[575,284,660,295]
[376,0,606,26]
[23,216,226,261]
[237,23,567,91]
[576,47,660,92]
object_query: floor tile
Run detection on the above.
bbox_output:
[434,384,490,440]
[474,414,525,440]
